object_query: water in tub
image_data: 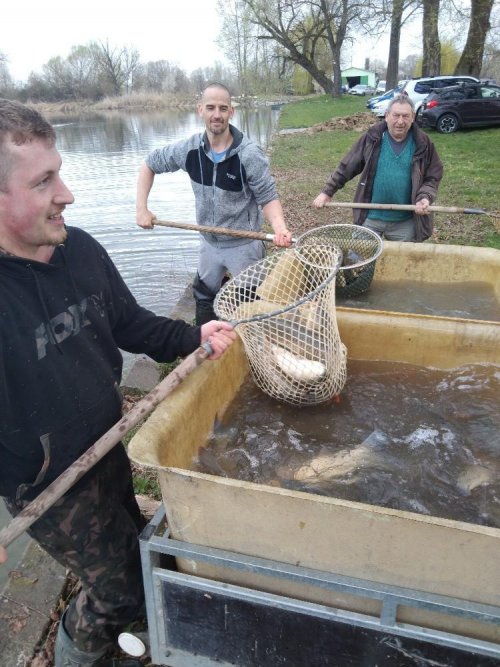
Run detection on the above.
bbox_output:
[340,280,500,321]
[193,360,500,527]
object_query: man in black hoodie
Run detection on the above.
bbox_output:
[0,99,236,666]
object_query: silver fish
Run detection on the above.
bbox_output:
[457,464,494,494]
[292,430,389,483]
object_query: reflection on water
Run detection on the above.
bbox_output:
[341,280,500,321]
[194,360,500,527]
[52,107,280,371]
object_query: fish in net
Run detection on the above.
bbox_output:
[214,243,347,406]
[296,224,383,298]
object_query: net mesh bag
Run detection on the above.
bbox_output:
[214,244,347,406]
[297,224,383,298]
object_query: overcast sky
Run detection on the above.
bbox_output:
[2,0,225,81]
[2,0,422,83]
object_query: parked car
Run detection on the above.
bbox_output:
[400,75,480,114]
[419,82,500,133]
[366,93,386,108]
[376,80,386,93]
[348,84,376,96]
[368,85,404,115]
[367,86,400,107]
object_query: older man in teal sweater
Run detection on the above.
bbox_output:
[313,95,443,242]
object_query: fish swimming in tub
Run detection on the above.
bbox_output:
[278,429,390,490]
[457,464,494,494]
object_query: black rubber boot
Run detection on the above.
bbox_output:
[54,614,108,667]
[195,299,217,326]
[192,273,218,326]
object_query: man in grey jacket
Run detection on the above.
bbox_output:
[136,83,292,324]
[313,95,443,242]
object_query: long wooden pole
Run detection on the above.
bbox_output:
[154,219,276,241]
[324,202,489,215]
[0,345,211,550]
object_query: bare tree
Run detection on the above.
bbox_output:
[218,0,297,94]
[218,0,253,93]
[134,61,169,92]
[455,0,495,76]
[422,0,441,76]
[386,0,405,88]
[134,60,191,93]
[41,56,75,99]
[317,0,351,96]
[481,41,500,80]
[383,0,421,88]
[188,65,239,96]
[480,2,500,81]
[0,51,13,92]
[68,46,100,98]
[239,0,374,96]
[92,41,140,96]
[399,53,420,79]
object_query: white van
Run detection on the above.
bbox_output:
[401,75,480,114]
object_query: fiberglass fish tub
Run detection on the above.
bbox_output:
[129,242,500,664]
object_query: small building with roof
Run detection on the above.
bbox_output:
[341,67,377,89]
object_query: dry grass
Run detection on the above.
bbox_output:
[27,92,197,115]
[93,91,195,111]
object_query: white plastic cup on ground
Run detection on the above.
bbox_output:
[118,631,149,658]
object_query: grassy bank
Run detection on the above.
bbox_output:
[271,95,500,248]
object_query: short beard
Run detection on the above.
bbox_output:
[209,123,226,136]
[44,225,68,247]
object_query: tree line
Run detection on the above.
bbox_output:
[0,41,240,103]
[219,0,499,96]
[1,1,499,103]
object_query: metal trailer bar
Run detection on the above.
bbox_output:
[140,506,500,666]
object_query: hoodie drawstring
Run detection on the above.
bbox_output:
[59,244,82,308]
[28,264,64,355]
[27,245,82,356]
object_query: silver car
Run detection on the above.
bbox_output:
[348,84,376,96]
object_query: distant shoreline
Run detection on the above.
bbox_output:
[28,92,296,116]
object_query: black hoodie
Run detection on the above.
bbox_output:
[0,226,200,499]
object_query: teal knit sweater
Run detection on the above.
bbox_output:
[367,132,415,222]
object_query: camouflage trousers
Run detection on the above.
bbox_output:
[4,445,146,652]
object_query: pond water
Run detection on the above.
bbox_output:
[194,359,500,528]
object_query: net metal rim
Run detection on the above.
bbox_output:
[214,244,343,326]
[296,224,384,270]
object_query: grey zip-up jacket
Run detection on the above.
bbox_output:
[321,121,443,241]
[146,124,279,247]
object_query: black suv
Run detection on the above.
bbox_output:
[419,82,500,133]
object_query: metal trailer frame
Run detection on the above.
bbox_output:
[140,506,500,667]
